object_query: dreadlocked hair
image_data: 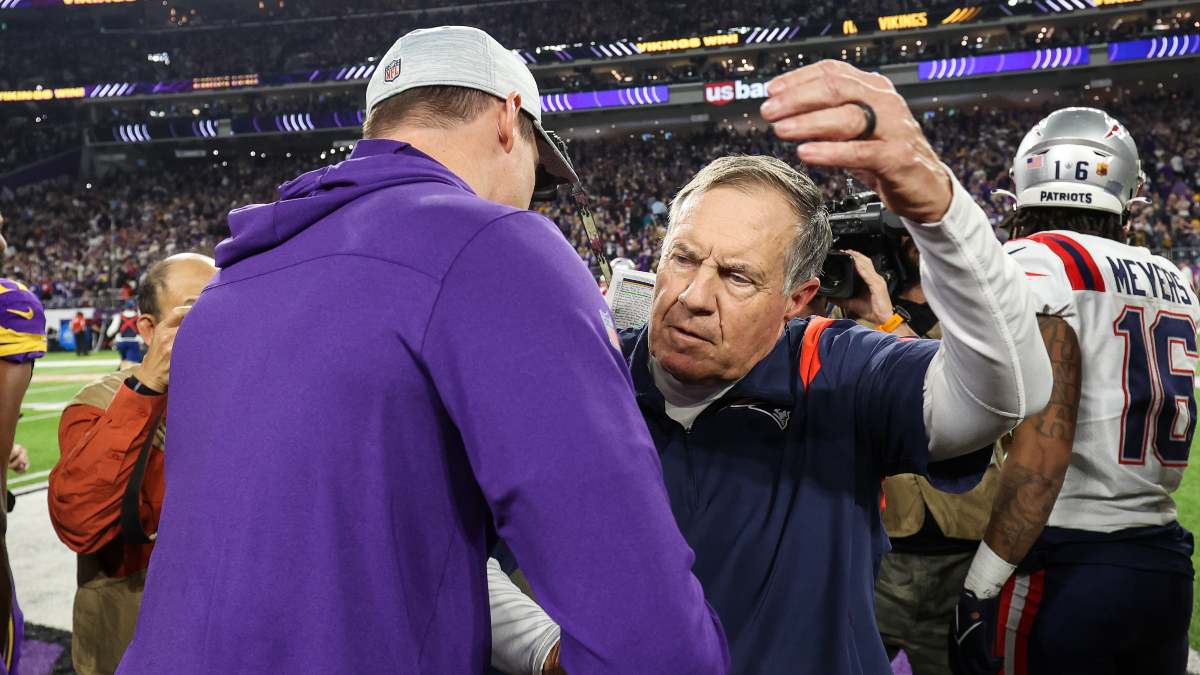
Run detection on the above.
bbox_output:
[1001,206,1126,244]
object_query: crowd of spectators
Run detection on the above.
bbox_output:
[1,90,1195,307]
[0,157,311,307]
[540,90,1199,275]
[99,90,364,124]
[1,0,1188,92]
[4,11,1181,169]
[537,15,1179,93]
[0,121,82,173]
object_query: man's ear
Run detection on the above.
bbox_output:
[784,277,821,322]
[498,92,521,154]
[136,315,156,344]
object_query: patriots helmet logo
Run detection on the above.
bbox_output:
[384,58,402,82]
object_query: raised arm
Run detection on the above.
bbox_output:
[761,60,1051,460]
[902,174,1051,458]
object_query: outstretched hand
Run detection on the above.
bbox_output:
[760,60,953,224]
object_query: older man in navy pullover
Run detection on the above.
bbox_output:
[490,62,1054,675]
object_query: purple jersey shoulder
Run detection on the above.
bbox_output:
[0,279,47,363]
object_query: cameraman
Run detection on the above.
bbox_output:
[836,241,1002,674]
[49,253,216,675]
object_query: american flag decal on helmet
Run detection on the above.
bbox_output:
[384,59,402,82]
[1026,155,1043,169]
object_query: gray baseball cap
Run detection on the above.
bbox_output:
[366,26,579,185]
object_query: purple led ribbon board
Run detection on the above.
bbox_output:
[541,86,669,113]
[2,0,144,6]
[918,46,1088,80]
[1109,34,1200,62]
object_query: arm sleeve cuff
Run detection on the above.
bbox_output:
[488,558,561,675]
[906,170,1053,460]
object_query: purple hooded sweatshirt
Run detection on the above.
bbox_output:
[116,140,728,675]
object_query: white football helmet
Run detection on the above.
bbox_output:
[1007,107,1146,216]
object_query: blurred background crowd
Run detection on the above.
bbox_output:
[2,89,1196,309]
[2,0,1194,92]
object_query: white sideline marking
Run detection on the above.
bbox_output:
[12,480,47,496]
[8,469,51,485]
[27,382,90,393]
[22,401,68,412]
[18,412,63,423]
[1187,648,1200,675]
[31,374,105,383]
[36,359,119,369]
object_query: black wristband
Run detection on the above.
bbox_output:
[125,375,164,396]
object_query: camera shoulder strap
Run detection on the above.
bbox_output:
[121,409,164,546]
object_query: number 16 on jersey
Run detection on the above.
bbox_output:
[1114,307,1198,467]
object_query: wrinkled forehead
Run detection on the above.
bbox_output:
[665,185,799,269]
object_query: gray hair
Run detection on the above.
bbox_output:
[666,155,832,293]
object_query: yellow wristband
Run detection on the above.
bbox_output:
[877,313,905,333]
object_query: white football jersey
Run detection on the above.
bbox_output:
[1005,231,1200,533]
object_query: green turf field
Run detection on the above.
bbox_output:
[1175,438,1200,649]
[7,351,123,494]
[11,349,1200,649]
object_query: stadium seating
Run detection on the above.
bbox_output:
[1,89,1195,307]
[0,0,1186,91]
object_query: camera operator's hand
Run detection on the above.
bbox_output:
[830,250,914,336]
[760,60,953,224]
[133,304,192,393]
[829,250,892,325]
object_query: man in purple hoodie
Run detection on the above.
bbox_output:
[116,26,729,675]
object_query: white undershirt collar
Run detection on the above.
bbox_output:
[649,355,739,430]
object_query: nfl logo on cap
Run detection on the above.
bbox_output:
[384,59,401,82]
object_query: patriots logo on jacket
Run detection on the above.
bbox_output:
[384,59,402,82]
[729,402,790,430]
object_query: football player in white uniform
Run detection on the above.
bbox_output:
[950,107,1197,675]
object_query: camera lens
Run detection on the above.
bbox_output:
[819,256,845,288]
[816,252,860,299]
